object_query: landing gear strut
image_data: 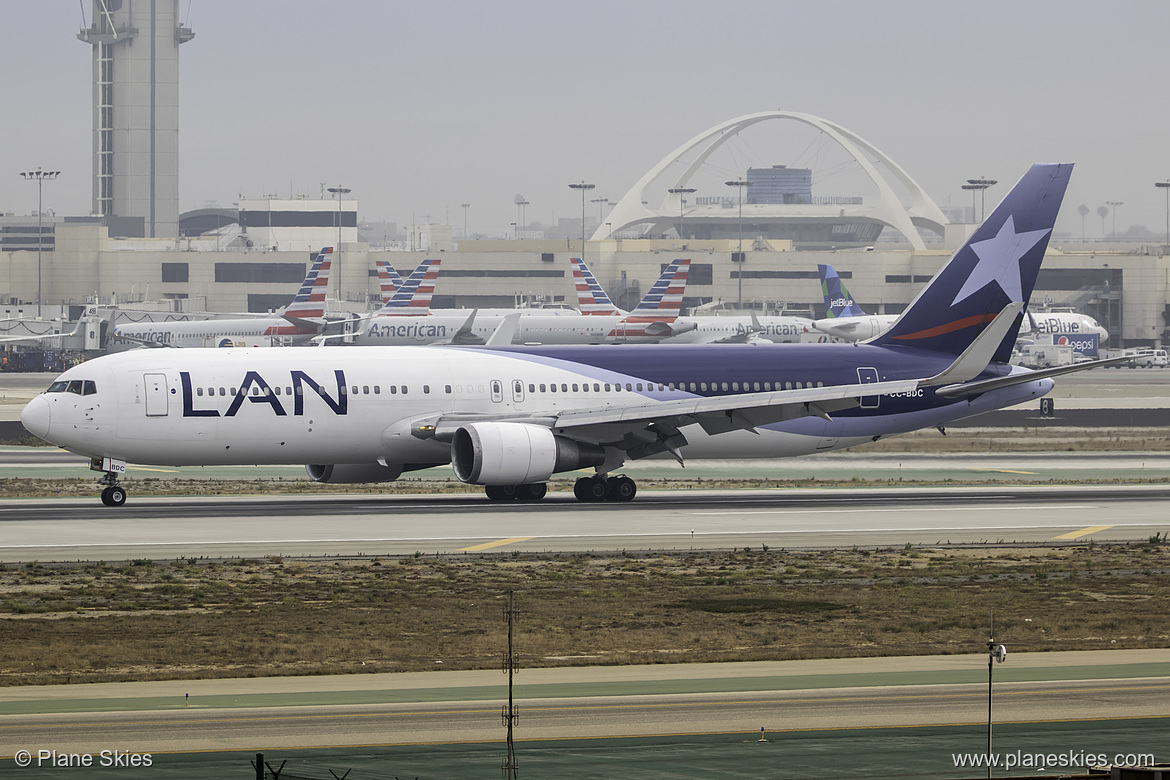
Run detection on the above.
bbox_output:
[573,475,636,502]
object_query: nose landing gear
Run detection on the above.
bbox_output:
[92,458,129,507]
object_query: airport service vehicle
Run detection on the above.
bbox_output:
[106,247,333,351]
[23,164,1119,507]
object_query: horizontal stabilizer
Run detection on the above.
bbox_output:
[934,353,1135,398]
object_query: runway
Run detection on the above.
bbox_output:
[1,484,1168,563]
[1,651,1166,754]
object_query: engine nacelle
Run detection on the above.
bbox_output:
[306,462,403,484]
[450,422,605,485]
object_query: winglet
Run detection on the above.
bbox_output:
[920,301,1025,387]
[486,313,520,346]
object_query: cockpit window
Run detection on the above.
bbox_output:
[45,379,98,395]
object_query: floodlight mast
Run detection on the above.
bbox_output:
[19,168,61,318]
[326,186,351,302]
[568,182,595,262]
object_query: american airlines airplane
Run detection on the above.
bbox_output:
[23,164,1116,507]
[105,247,334,352]
[352,258,696,346]
[810,263,899,342]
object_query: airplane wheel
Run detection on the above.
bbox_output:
[574,476,608,502]
[485,485,518,501]
[606,476,637,502]
[517,483,547,501]
[101,486,127,507]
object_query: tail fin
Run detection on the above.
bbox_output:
[375,258,441,315]
[280,247,332,318]
[870,163,1072,362]
[375,259,406,305]
[571,257,624,315]
[627,258,690,318]
[818,263,867,318]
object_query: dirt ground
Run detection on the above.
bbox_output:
[1,543,1167,686]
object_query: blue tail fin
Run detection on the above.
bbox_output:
[818,264,867,318]
[870,163,1072,361]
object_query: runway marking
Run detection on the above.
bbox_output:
[1053,525,1115,540]
[970,467,1039,475]
[459,536,533,551]
[689,504,1092,517]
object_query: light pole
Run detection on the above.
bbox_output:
[20,168,60,318]
[326,186,351,302]
[1106,201,1124,239]
[962,178,997,223]
[1156,182,1170,253]
[725,179,752,308]
[462,202,471,238]
[668,187,697,240]
[568,182,595,262]
[591,197,609,234]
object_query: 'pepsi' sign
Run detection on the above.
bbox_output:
[1055,333,1098,357]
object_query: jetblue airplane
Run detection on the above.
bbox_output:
[23,164,1112,507]
[810,263,899,342]
[106,247,334,351]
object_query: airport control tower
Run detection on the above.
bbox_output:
[78,0,194,238]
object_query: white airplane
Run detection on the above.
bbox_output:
[810,263,899,342]
[353,258,696,346]
[666,312,813,344]
[106,247,334,352]
[23,164,1125,507]
[1021,310,1109,345]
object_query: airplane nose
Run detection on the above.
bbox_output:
[20,396,51,441]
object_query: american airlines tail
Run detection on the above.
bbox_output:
[818,263,867,317]
[375,259,406,305]
[279,247,333,319]
[870,163,1073,362]
[627,258,690,318]
[571,257,624,316]
[373,258,441,316]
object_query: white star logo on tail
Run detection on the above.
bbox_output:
[950,216,1051,306]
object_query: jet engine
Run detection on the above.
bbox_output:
[306,462,404,483]
[451,422,605,485]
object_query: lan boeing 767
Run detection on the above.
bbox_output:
[22,164,1114,506]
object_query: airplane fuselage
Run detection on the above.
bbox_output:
[107,317,320,352]
[23,344,1051,470]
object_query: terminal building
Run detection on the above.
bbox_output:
[1,17,1165,352]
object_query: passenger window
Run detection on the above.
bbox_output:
[528,384,535,393]
[197,387,204,396]
[561,384,568,392]
[363,386,369,395]
[593,383,600,392]
[572,384,579,392]
[374,386,380,394]
[732,382,739,391]
[445,385,452,394]
[549,384,557,393]
[540,384,547,392]
[390,386,397,394]
[721,382,729,391]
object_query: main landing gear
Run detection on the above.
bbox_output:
[484,483,548,502]
[482,475,639,502]
[573,475,636,503]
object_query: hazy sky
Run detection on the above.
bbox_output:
[5,0,1170,241]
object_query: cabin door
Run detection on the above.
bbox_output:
[144,373,169,417]
[856,367,880,409]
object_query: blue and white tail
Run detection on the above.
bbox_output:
[280,247,332,319]
[818,263,867,318]
[373,258,441,316]
[627,258,690,318]
[571,257,624,315]
[870,163,1072,362]
[375,259,406,305]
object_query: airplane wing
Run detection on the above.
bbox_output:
[413,302,1021,463]
[934,353,1133,399]
[0,320,84,344]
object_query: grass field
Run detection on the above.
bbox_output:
[2,543,1167,686]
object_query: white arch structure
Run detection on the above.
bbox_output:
[595,111,948,251]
